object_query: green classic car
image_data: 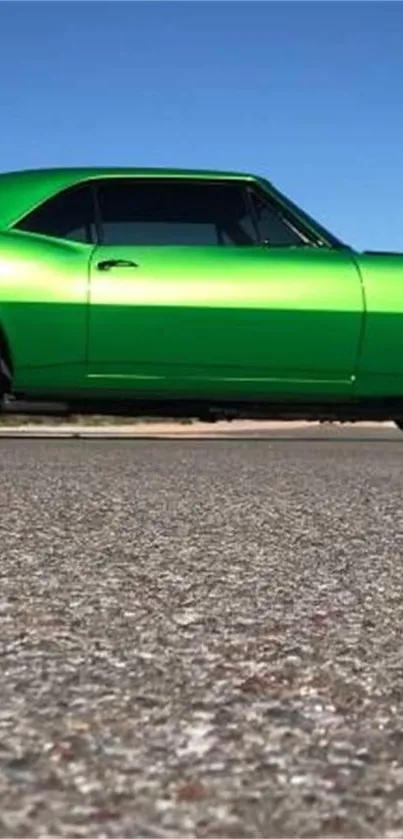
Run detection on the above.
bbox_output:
[0,165,402,426]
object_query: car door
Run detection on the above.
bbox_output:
[87,177,364,398]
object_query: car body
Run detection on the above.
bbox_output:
[0,165,403,425]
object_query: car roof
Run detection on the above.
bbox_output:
[0,167,260,230]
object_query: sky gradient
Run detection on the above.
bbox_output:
[1,1,402,250]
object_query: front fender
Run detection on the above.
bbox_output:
[354,251,403,395]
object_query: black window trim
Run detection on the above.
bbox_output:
[12,175,332,249]
[92,176,320,248]
[92,176,261,248]
[90,181,103,246]
[244,187,261,244]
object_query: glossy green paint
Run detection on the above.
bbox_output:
[0,166,402,405]
[0,230,89,386]
[355,252,403,396]
[88,244,363,397]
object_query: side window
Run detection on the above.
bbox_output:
[250,191,307,247]
[15,184,96,244]
[95,179,260,246]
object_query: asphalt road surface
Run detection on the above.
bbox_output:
[1,428,403,838]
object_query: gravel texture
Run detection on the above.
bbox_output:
[1,431,403,838]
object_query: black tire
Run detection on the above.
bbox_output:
[0,354,11,396]
[395,419,403,432]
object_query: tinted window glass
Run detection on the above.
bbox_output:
[250,191,306,247]
[96,180,260,246]
[15,185,96,243]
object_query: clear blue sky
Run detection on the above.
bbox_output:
[1,1,403,250]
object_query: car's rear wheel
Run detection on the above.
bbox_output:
[395,419,403,432]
